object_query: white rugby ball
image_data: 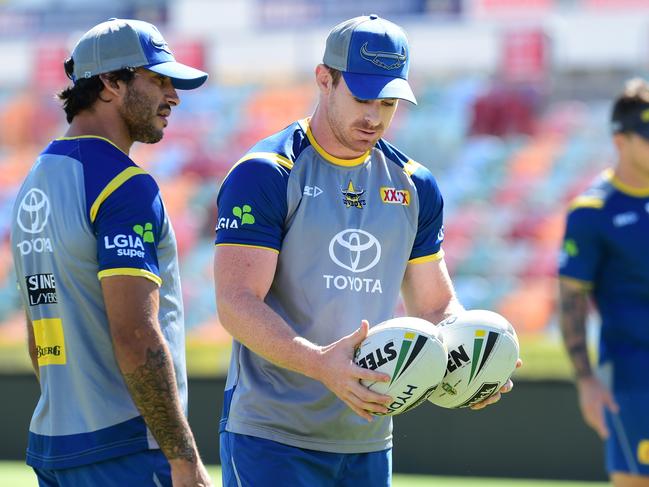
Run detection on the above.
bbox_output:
[428,309,520,409]
[354,316,447,416]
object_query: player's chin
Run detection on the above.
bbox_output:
[351,138,378,153]
[139,129,164,145]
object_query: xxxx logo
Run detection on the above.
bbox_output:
[468,330,499,383]
[133,223,154,243]
[390,332,429,386]
[380,187,410,206]
[233,205,255,225]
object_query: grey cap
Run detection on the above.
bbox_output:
[71,18,208,90]
[323,14,416,104]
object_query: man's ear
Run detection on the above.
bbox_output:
[98,73,124,101]
[315,64,333,95]
[612,132,627,153]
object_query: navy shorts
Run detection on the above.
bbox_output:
[33,449,171,487]
[220,431,391,487]
[606,391,649,476]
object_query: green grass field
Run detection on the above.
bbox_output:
[0,461,610,486]
[0,332,577,380]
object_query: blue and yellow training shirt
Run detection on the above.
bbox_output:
[215,119,445,453]
[10,136,186,469]
[559,169,649,390]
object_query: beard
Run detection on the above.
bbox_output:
[119,84,167,144]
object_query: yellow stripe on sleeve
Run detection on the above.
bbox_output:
[222,152,294,184]
[97,268,162,287]
[408,250,445,264]
[404,159,423,176]
[90,167,147,223]
[568,196,604,211]
[215,243,280,254]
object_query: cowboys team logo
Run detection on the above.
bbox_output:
[150,29,173,55]
[341,180,366,209]
[360,43,407,70]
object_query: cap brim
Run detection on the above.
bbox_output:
[342,72,417,105]
[147,61,208,90]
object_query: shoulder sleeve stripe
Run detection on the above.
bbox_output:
[90,166,147,223]
[97,268,162,286]
[408,250,445,264]
[404,159,423,176]
[223,152,294,183]
[568,196,604,211]
[215,242,280,254]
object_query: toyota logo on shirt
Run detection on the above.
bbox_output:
[329,229,381,273]
[17,188,50,234]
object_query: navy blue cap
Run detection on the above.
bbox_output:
[612,105,649,139]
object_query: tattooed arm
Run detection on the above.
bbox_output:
[558,278,592,378]
[558,277,618,439]
[102,275,212,486]
[25,314,39,381]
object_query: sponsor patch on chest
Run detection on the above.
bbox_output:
[380,187,410,206]
[33,318,66,366]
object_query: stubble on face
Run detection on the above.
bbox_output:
[119,83,169,144]
[326,97,385,155]
[322,76,400,157]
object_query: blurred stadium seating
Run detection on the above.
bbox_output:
[0,73,611,351]
[1,0,641,376]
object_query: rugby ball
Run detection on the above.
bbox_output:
[428,309,519,409]
[354,317,447,416]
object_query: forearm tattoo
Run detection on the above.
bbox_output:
[558,283,591,378]
[123,348,197,462]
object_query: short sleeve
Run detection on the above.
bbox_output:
[558,207,602,283]
[94,174,164,285]
[215,158,290,251]
[409,167,444,261]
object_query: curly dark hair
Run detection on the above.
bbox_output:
[57,58,136,123]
